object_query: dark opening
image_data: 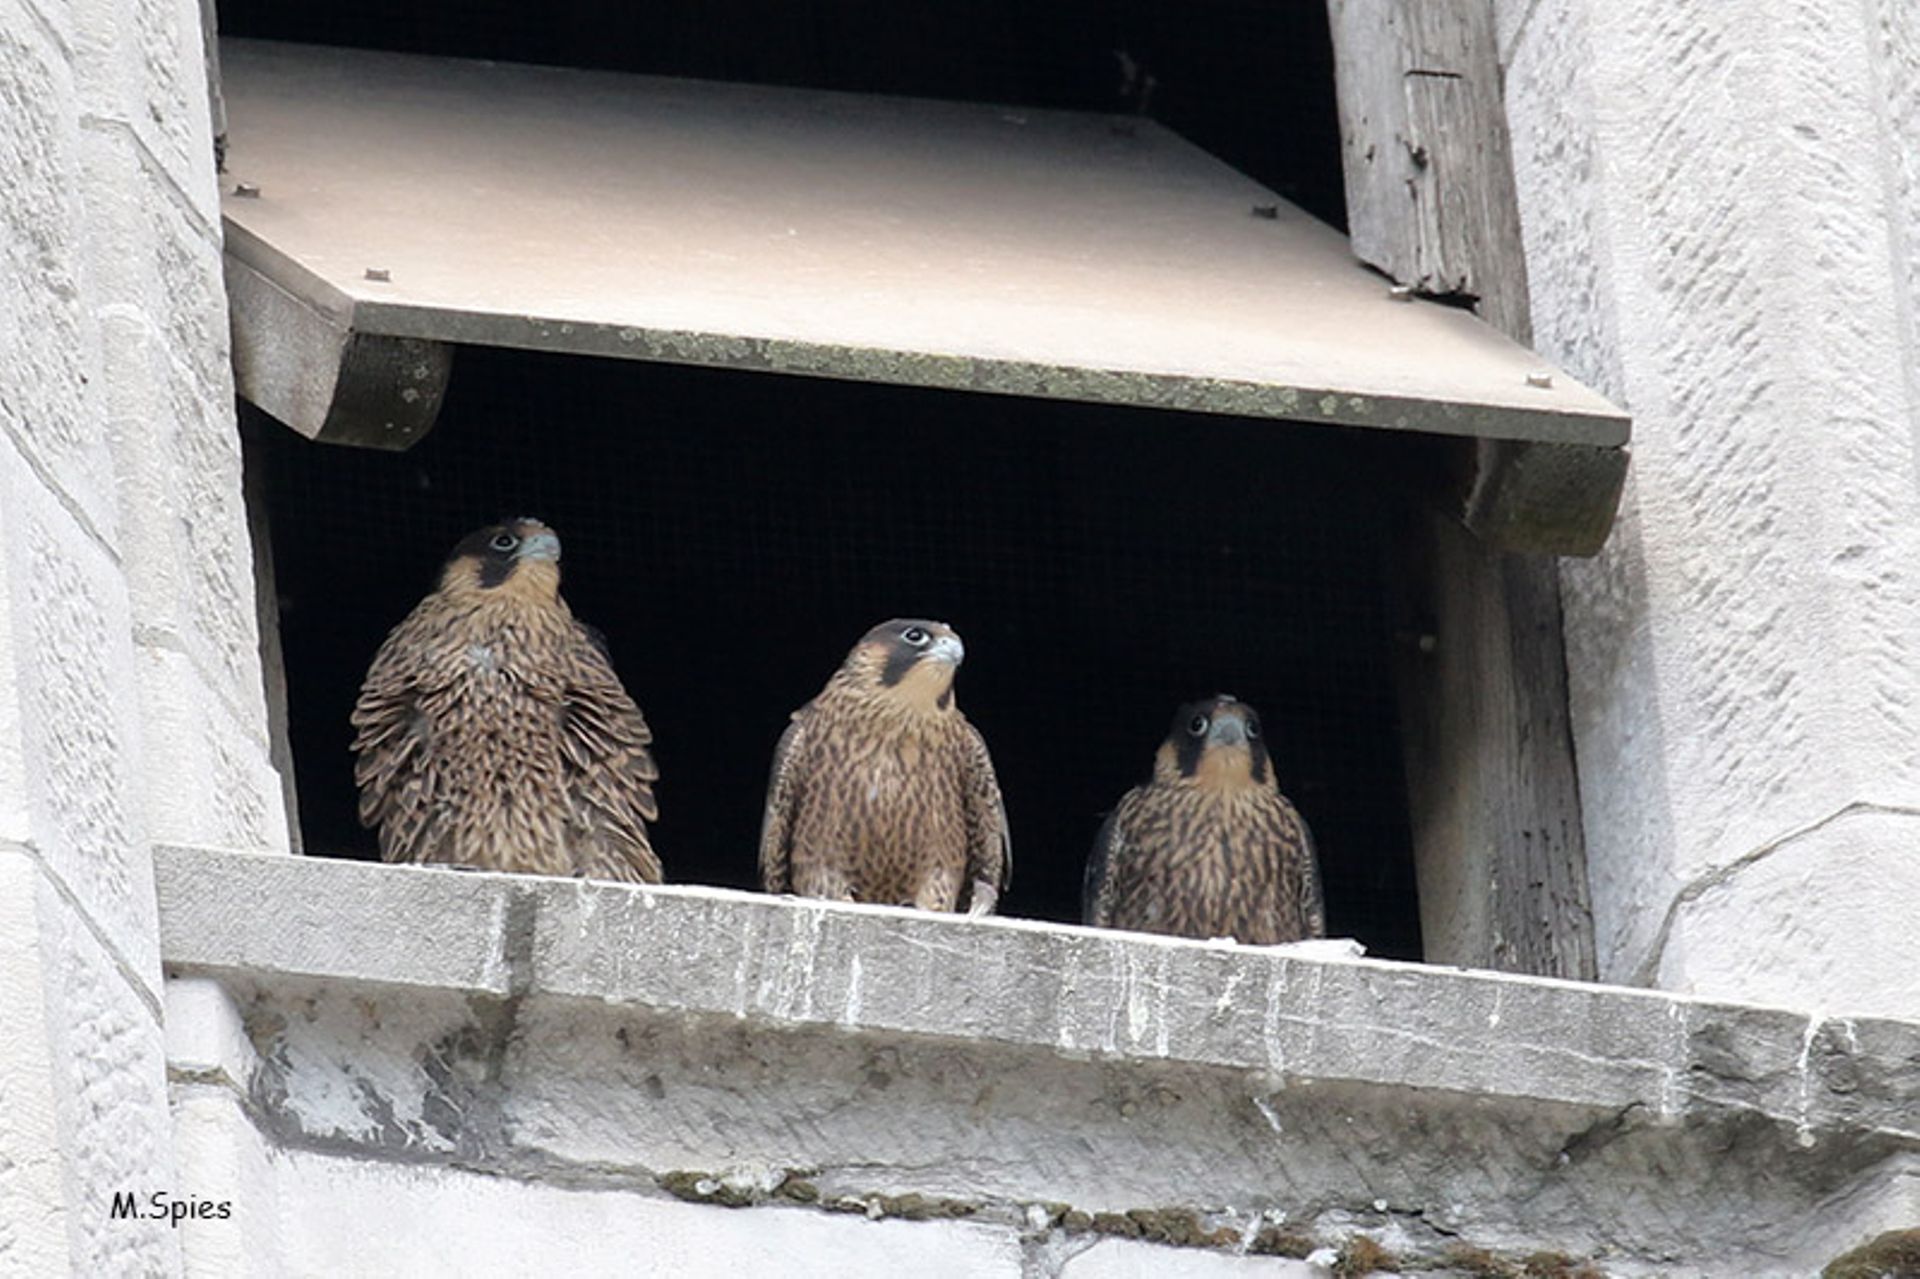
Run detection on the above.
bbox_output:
[227,0,1421,958]
[249,353,1423,960]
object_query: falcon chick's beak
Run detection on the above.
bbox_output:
[1207,714,1247,748]
[517,530,562,563]
[927,633,965,667]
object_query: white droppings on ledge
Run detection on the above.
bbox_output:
[1267,938,1366,962]
[1252,1094,1286,1138]
[1262,963,1289,1075]
[1794,1013,1824,1149]
[1214,967,1244,1019]
[841,952,863,1027]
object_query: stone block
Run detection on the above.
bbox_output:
[17,0,74,57]
[29,858,181,1275]
[271,1151,1022,1277]
[1655,810,1920,1020]
[154,848,513,996]
[167,1089,278,1279]
[0,432,158,984]
[0,5,117,542]
[245,979,485,1158]
[101,313,267,736]
[77,122,227,402]
[67,0,219,215]
[133,644,285,855]
[0,853,75,1277]
[164,977,259,1088]
[1500,0,1621,404]
[1061,1239,1315,1278]
[1513,0,1920,998]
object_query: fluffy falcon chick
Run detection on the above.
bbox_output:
[759,619,1009,914]
[351,518,661,883]
[1084,696,1323,944]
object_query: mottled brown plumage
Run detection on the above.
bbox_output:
[759,619,1009,913]
[351,518,661,882]
[1084,696,1322,943]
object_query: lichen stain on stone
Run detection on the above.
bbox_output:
[1250,1224,1318,1258]
[1823,1228,1920,1279]
[1334,1233,1398,1276]
[1438,1244,1608,1278]
[776,1178,819,1204]
[871,1192,978,1221]
[1087,1208,1238,1248]
[657,1171,758,1209]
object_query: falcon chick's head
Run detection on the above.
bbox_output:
[437,517,564,602]
[1157,694,1272,790]
[845,618,966,712]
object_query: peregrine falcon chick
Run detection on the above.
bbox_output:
[759,619,1009,914]
[1084,696,1322,943]
[351,518,661,883]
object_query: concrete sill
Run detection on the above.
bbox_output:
[154,846,1919,1274]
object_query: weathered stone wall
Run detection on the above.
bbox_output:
[0,0,287,1270]
[156,851,1920,1278]
[1499,0,1920,1017]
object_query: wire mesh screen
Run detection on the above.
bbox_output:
[250,349,1424,959]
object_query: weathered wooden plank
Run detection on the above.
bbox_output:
[1331,0,1623,554]
[1329,0,1531,339]
[1392,512,1597,978]
[1332,0,1598,979]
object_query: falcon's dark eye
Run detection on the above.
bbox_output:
[1188,714,1209,736]
[1245,719,1261,740]
[901,626,931,647]
[489,533,518,553]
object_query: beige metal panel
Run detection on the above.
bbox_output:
[218,38,1626,447]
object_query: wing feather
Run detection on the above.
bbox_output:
[1296,811,1327,939]
[961,721,1011,914]
[350,607,447,865]
[757,709,811,894]
[559,621,662,883]
[1083,805,1123,926]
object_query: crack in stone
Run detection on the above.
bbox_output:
[1633,800,1920,986]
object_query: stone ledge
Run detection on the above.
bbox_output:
[154,846,1916,1141]
[154,847,1920,1275]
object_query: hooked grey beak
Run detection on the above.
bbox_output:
[1208,715,1247,747]
[516,531,561,563]
[927,633,965,666]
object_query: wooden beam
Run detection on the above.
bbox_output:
[1392,512,1597,977]
[1329,0,1624,556]
[1329,0,1530,338]
[1331,0,1599,979]
[226,253,452,450]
